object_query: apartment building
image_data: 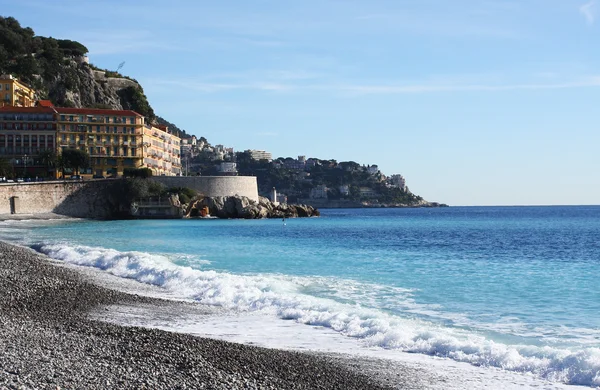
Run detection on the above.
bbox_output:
[0,104,182,177]
[0,75,36,108]
[0,106,58,176]
[142,124,182,176]
[246,149,272,161]
[55,107,145,177]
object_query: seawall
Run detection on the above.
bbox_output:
[0,176,259,217]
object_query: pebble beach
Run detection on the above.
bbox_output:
[0,241,394,389]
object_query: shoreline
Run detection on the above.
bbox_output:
[0,240,395,389]
[0,232,583,389]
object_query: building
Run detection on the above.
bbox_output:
[0,75,36,108]
[367,165,379,175]
[217,162,237,175]
[310,184,328,199]
[359,187,378,198]
[0,106,58,176]
[0,103,182,178]
[389,174,407,191]
[246,149,272,161]
[142,124,182,176]
[55,107,145,177]
[339,185,350,196]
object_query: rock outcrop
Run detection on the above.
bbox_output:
[185,196,319,219]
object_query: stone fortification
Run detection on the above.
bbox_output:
[0,181,83,215]
[0,176,259,218]
[153,176,259,202]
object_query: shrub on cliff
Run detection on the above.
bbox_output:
[168,187,197,204]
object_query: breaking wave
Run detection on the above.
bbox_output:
[34,243,600,387]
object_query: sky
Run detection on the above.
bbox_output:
[2,0,599,205]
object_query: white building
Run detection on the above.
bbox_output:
[247,149,273,161]
[339,185,350,196]
[390,174,407,190]
[310,184,328,199]
[217,162,237,174]
[359,187,378,198]
[367,165,379,175]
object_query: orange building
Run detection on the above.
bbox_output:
[0,75,36,108]
[55,107,145,177]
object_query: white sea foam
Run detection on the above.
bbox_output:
[36,243,600,387]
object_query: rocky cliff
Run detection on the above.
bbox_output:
[186,196,320,219]
[1,16,156,120]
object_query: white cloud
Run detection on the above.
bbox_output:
[580,1,597,25]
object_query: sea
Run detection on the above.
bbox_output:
[1,206,599,389]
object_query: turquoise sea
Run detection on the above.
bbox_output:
[1,206,599,387]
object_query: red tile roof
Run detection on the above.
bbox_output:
[54,107,143,117]
[37,100,55,107]
[0,106,57,114]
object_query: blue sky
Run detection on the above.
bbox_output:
[3,0,600,205]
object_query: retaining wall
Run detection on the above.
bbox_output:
[0,176,259,217]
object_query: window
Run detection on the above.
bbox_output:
[70,134,75,141]
[113,126,118,133]
[69,115,74,122]
[129,117,135,124]
[131,148,137,156]
[61,115,65,121]
[47,136,53,146]
[62,134,66,141]
[96,125,101,132]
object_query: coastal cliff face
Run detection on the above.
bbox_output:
[0,16,155,118]
[46,60,146,112]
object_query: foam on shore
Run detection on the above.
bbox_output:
[33,242,600,388]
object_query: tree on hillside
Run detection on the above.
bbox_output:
[61,148,89,175]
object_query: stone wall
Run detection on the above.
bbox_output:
[153,176,259,202]
[0,182,82,215]
[0,176,259,217]
[0,181,114,218]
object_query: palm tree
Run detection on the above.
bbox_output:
[0,157,13,179]
[38,149,57,178]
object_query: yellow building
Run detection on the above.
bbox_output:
[55,107,145,177]
[142,124,182,176]
[0,75,36,108]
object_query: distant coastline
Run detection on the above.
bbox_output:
[297,198,449,209]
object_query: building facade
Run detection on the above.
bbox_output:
[246,149,272,161]
[0,75,36,108]
[55,107,145,177]
[0,106,58,176]
[142,124,182,176]
[0,103,182,178]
